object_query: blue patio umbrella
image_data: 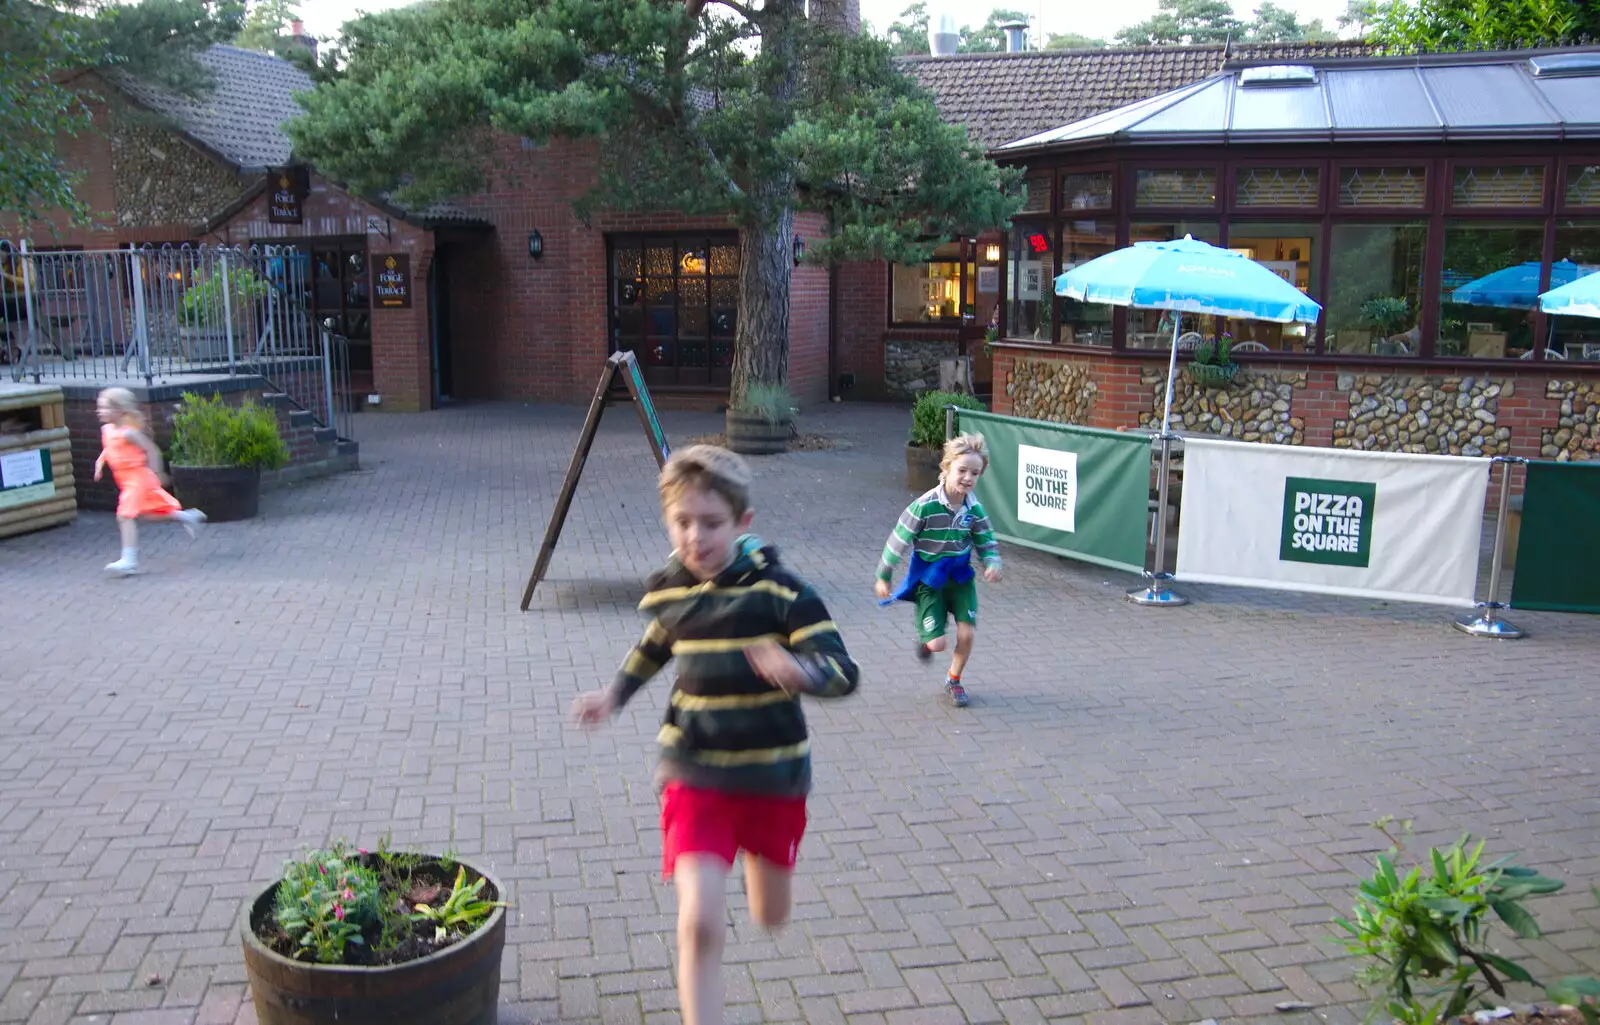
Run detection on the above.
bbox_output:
[1538,264,1600,320]
[1055,235,1322,433]
[1452,259,1590,309]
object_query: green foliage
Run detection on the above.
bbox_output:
[1192,336,1234,367]
[1360,296,1411,337]
[910,390,985,449]
[1045,32,1109,49]
[1246,0,1338,41]
[1116,0,1242,45]
[733,384,795,423]
[410,865,510,942]
[179,265,267,327]
[235,0,298,51]
[879,1,929,55]
[1,0,244,226]
[1333,821,1566,1024]
[170,392,290,470]
[274,845,385,965]
[958,8,1033,52]
[1356,0,1600,51]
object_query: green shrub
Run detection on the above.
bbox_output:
[170,392,290,470]
[179,265,267,328]
[910,390,986,448]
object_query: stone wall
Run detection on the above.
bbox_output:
[1542,379,1599,461]
[1137,367,1307,445]
[1006,358,1096,424]
[1332,374,1511,457]
[109,105,250,230]
[884,337,958,399]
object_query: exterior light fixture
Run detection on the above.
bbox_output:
[528,230,544,259]
[793,234,805,265]
[984,243,1002,263]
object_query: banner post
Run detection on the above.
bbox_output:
[1127,432,1188,606]
[945,405,956,443]
[1454,457,1526,640]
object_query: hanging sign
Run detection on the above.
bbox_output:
[373,253,412,309]
[267,167,307,224]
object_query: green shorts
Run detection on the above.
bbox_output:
[913,579,978,642]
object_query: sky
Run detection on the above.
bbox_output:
[298,0,1358,49]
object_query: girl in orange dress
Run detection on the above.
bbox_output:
[93,387,206,575]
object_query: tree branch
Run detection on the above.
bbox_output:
[707,0,758,21]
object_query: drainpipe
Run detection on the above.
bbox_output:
[827,262,840,400]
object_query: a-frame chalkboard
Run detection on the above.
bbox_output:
[520,351,670,610]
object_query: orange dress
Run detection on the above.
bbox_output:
[101,424,182,520]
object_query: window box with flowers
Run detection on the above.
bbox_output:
[241,843,508,1025]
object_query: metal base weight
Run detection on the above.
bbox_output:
[1453,612,1525,639]
[1127,575,1188,606]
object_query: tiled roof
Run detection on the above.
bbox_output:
[900,42,1383,150]
[110,45,313,171]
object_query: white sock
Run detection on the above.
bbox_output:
[121,546,138,564]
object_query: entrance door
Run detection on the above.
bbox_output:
[306,238,371,387]
[429,249,453,404]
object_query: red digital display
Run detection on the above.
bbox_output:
[1026,233,1050,254]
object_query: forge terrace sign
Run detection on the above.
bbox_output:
[267,167,307,223]
[374,253,412,309]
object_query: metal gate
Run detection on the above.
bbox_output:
[1,240,353,439]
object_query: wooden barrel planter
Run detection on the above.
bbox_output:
[725,411,790,455]
[171,465,260,521]
[241,858,507,1025]
[905,443,942,492]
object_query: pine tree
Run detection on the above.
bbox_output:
[287,0,1021,402]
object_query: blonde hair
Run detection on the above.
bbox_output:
[659,445,753,518]
[941,432,988,474]
[97,387,146,430]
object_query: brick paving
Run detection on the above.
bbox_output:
[1,400,1597,1025]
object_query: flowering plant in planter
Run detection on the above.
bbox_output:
[257,842,506,967]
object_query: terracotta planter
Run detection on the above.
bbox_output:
[241,858,507,1025]
[725,411,790,455]
[905,442,942,493]
[170,464,260,521]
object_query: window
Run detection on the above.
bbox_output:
[1061,172,1113,212]
[1547,221,1600,360]
[1019,171,1052,215]
[1339,167,1427,209]
[1127,222,1220,346]
[1566,165,1600,207]
[1134,168,1217,208]
[1057,220,1116,346]
[1226,223,1321,353]
[1452,165,1544,208]
[1438,222,1545,358]
[1326,223,1427,356]
[891,241,973,324]
[1235,167,1320,209]
[609,233,739,387]
[1005,223,1054,341]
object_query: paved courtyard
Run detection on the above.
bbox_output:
[2,400,1597,1025]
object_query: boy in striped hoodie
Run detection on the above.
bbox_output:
[875,433,1002,707]
[572,445,858,1025]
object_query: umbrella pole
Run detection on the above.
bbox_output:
[1129,314,1189,608]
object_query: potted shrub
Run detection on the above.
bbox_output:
[1184,336,1239,388]
[242,842,509,1025]
[907,390,985,491]
[169,391,289,521]
[725,383,795,455]
[1361,296,1413,355]
[178,264,267,360]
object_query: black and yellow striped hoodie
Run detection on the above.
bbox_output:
[608,536,859,798]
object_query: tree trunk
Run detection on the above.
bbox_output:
[731,210,795,406]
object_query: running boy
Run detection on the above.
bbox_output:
[572,445,859,1025]
[875,433,1001,707]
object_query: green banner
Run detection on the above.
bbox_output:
[954,409,1151,574]
[1510,460,1600,614]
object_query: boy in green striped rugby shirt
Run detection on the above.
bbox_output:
[572,445,858,1025]
[875,433,1002,707]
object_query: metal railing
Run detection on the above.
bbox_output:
[2,241,350,439]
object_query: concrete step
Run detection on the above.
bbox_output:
[313,426,337,445]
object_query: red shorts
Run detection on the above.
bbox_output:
[660,782,807,879]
